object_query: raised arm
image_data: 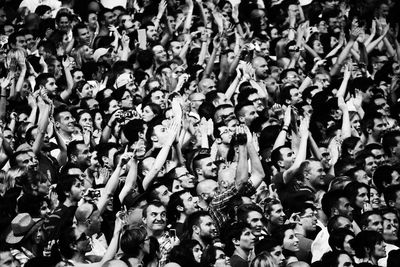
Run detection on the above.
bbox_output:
[283,117,309,184]
[235,126,249,189]
[119,157,138,203]
[32,97,51,155]
[273,106,292,150]
[245,126,265,189]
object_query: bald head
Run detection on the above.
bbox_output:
[198,78,216,94]
[218,167,236,190]
[252,56,269,80]
[196,179,218,199]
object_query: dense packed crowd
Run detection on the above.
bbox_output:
[1,0,400,266]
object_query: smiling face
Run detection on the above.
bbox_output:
[283,229,299,252]
[143,204,167,233]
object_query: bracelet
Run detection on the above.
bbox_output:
[282,126,289,132]
[106,124,112,128]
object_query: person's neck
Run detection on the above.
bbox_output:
[72,252,86,263]
[64,198,77,207]
[177,213,186,223]
[76,224,93,236]
[234,247,250,261]
[59,130,73,140]
[148,229,164,239]
[294,224,306,237]
[192,234,206,249]
[128,253,144,265]
[366,134,380,145]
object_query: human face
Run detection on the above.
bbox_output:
[77,27,90,45]
[153,45,168,63]
[15,36,27,49]
[283,229,299,252]
[181,192,199,215]
[313,40,324,55]
[88,13,98,29]
[75,143,91,168]
[351,114,361,136]
[25,34,35,50]
[143,204,167,232]
[355,187,369,209]
[289,88,302,105]
[143,105,156,122]
[307,161,326,189]
[336,197,354,220]
[108,99,120,114]
[218,126,234,145]
[44,77,58,96]
[279,147,295,170]
[364,156,377,177]
[375,98,390,116]
[269,204,286,226]
[70,178,84,202]
[198,215,217,239]
[369,187,381,209]
[383,212,399,230]
[373,241,386,259]
[199,157,218,179]
[155,185,171,206]
[336,216,353,231]
[104,11,116,26]
[247,211,263,236]
[152,124,169,147]
[151,90,166,109]
[367,214,383,234]
[73,71,84,83]
[354,169,371,185]
[214,249,231,267]
[74,229,92,253]
[192,244,202,263]
[241,105,259,127]
[343,235,355,256]
[80,83,94,98]
[371,118,387,140]
[82,45,93,60]
[147,25,158,41]
[383,217,398,242]
[78,112,93,129]
[270,246,285,266]
[169,41,182,57]
[0,251,19,267]
[94,112,103,130]
[337,253,354,267]
[253,57,269,79]
[176,167,196,189]
[300,208,318,232]
[57,111,75,133]
[120,91,133,109]
[248,93,265,112]
[58,16,70,31]
[371,148,386,166]
[238,228,256,250]
[40,201,51,218]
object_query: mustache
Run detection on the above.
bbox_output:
[153,220,165,224]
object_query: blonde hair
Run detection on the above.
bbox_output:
[250,252,279,267]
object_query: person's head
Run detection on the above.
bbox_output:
[373,165,400,192]
[75,202,103,234]
[141,22,158,42]
[35,73,57,96]
[328,228,355,255]
[252,56,269,80]
[19,169,49,196]
[198,78,216,94]
[192,151,218,180]
[280,84,302,106]
[362,112,387,141]
[327,215,353,234]
[99,8,117,26]
[352,230,386,261]
[56,174,84,203]
[167,190,199,224]
[142,201,166,234]
[142,102,162,123]
[152,45,168,65]
[196,179,219,204]
[322,190,354,220]
[250,252,279,267]
[360,211,383,234]
[344,181,370,210]
[273,224,299,252]
[289,201,318,234]
[383,131,400,159]
[10,150,39,171]
[299,159,326,191]
[280,68,301,87]
[59,226,92,259]
[356,152,378,178]
[148,89,166,110]
[67,141,91,170]
[320,251,354,267]
[0,249,19,267]
[8,31,26,50]
[264,198,286,227]
[184,211,217,243]
[384,184,400,211]
[201,245,230,267]
[381,208,399,243]
[73,22,90,45]
[271,146,295,171]
[236,204,264,237]
[224,221,256,256]
[365,143,387,166]
[121,226,150,258]
[234,101,259,127]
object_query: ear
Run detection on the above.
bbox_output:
[142,216,147,225]
[31,184,38,191]
[332,207,339,216]
[193,225,200,234]
[285,99,291,105]
[177,205,184,212]
[277,159,284,169]
[150,135,158,143]
[195,168,202,176]
[216,138,222,144]
[238,116,245,123]
[388,200,395,208]
[232,238,240,246]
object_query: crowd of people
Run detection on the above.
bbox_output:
[1,0,400,266]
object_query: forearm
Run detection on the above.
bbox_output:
[202,47,218,77]
[119,159,137,203]
[98,165,122,213]
[235,145,248,188]
[336,77,349,98]
[366,35,386,53]
[0,95,7,121]
[383,37,396,58]
[27,106,38,126]
[32,105,50,155]
[197,41,209,66]
[100,125,113,143]
[60,69,74,100]
[330,39,355,76]
[247,141,264,189]
[224,74,240,100]
[15,68,27,94]
[341,108,351,139]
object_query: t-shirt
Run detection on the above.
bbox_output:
[230,254,249,267]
